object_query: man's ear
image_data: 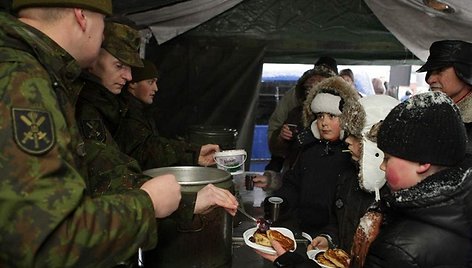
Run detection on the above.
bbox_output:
[417,163,431,174]
[73,8,87,32]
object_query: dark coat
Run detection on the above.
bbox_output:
[331,165,375,251]
[272,136,354,237]
[364,157,472,268]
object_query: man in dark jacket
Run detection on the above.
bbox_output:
[417,40,472,150]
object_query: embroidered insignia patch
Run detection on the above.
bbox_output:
[81,119,107,143]
[12,108,55,155]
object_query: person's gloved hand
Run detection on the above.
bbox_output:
[140,174,181,218]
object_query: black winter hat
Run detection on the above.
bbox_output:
[417,40,472,86]
[378,91,466,166]
[315,56,338,75]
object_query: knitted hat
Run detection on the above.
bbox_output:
[303,76,360,139]
[131,59,158,82]
[417,40,472,86]
[378,91,466,166]
[12,0,112,15]
[102,19,143,68]
[343,95,399,199]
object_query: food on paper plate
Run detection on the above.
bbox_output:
[315,251,337,268]
[251,229,295,251]
[315,248,350,268]
[325,248,350,268]
[249,218,295,251]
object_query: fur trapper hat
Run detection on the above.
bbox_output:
[343,95,399,199]
[303,76,360,139]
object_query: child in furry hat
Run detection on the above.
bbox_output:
[257,77,359,261]
[304,95,399,253]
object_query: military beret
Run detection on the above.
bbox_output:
[12,0,112,16]
[102,20,143,68]
[132,59,158,82]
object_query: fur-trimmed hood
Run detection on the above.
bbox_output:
[302,76,360,129]
[343,95,399,199]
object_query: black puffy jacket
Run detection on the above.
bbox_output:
[364,157,472,268]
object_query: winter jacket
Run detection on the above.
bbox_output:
[363,157,472,268]
[114,90,199,170]
[268,105,304,172]
[331,165,375,251]
[268,87,300,151]
[272,137,353,237]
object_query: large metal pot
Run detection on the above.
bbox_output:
[142,166,234,268]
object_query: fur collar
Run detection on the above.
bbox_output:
[457,92,472,123]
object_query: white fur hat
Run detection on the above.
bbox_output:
[303,76,360,139]
[345,95,399,200]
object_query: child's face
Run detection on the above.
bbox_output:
[380,153,421,192]
[345,135,361,161]
[315,113,341,142]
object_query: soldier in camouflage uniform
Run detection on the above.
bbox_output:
[74,14,238,226]
[75,18,151,197]
[115,59,220,170]
[0,1,190,267]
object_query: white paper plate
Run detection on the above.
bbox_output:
[243,227,296,255]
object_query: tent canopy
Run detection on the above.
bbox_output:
[117,0,419,65]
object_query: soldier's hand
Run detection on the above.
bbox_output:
[140,174,181,218]
[198,144,220,166]
[194,184,238,216]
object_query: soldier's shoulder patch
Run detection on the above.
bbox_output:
[80,119,107,143]
[12,108,55,155]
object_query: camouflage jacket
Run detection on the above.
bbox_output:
[76,73,150,196]
[76,78,197,225]
[0,13,157,267]
[115,90,199,170]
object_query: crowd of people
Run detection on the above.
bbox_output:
[0,0,471,267]
[253,41,472,267]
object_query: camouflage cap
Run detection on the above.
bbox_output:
[12,0,112,15]
[102,21,143,68]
